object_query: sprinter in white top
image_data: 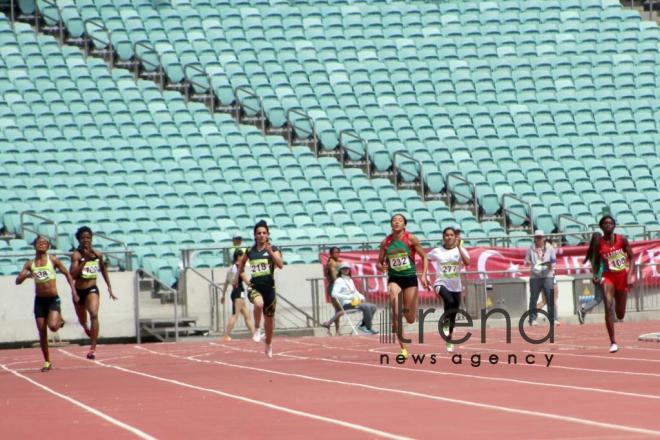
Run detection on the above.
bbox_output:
[427,227,470,352]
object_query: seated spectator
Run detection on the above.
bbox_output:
[331,262,378,335]
[321,246,344,335]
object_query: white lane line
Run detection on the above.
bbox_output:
[0,363,157,440]
[287,339,660,378]
[146,344,660,437]
[59,349,412,440]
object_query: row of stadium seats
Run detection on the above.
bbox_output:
[40,0,659,230]
[3,0,659,282]
[0,16,501,283]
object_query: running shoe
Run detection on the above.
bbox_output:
[41,361,52,372]
[86,351,95,360]
[577,307,585,325]
[609,343,618,353]
[265,344,273,359]
[321,321,331,330]
[368,328,379,335]
[252,328,262,343]
[223,335,232,342]
[442,324,450,337]
[399,347,409,360]
[358,325,371,334]
[446,342,454,353]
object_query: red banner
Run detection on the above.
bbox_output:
[320,240,660,301]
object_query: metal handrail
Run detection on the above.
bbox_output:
[446,172,478,217]
[133,41,164,89]
[557,214,594,241]
[94,232,131,270]
[277,292,319,327]
[183,63,215,112]
[84,19,113,67]
[186,267,225,333]
[286,108,317,154]
[502,193,533,235]
[393,151,425,200]
[235,86,265,132]
[339,130,370,176]
[20,211,58,249]
[9,0,15,26]
[647,228,660,240]
[138,268,180,342]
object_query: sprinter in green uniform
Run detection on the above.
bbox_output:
[235,220,283,358]
[70,226,117,360]
[16,236,77,371]
[378,214,429,359]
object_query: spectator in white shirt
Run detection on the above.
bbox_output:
[331,262,378,335]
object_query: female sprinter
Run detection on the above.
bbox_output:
[221,249,255,341]
[427,227,470,352]
[69,226,117,360]
[593,216,635,353]
[15,236,77,371]
[378,214,429,359]
[577,232,604,324]
[235,220,283,358]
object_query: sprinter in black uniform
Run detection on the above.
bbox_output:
[235,220,283,358]
[70,226,117,360]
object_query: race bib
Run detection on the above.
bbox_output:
[82,261,99,279]
[34,270,50,283]
[388,253,411,271]
[607,251,627,272]
[250,259,270,277]
[440,262,460,278]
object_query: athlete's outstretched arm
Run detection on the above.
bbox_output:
[265,243,283,269]
[15,260,32,285]
[410,234,430,289]
[98,253,117,300]
[377,239,387,272]
[53,256,79,303]
[458,243,471,267]
[623,236,635,286]
[592,252,602,283]
[235,253,250,286]
[69,251,84,279]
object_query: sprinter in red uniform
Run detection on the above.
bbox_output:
[593,215,635,353]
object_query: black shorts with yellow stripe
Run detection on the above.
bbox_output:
[248,282,277,317]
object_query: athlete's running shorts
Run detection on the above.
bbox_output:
[76,285,99,306]
[248,283,277,317]
[230,285,244,315]
[602,271,629,293]
[387,275,419,291]
[34,296,61,318]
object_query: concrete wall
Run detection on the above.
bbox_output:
[1,265,656,344]
[0,271,136,344]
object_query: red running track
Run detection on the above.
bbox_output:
[1,320,659,439]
